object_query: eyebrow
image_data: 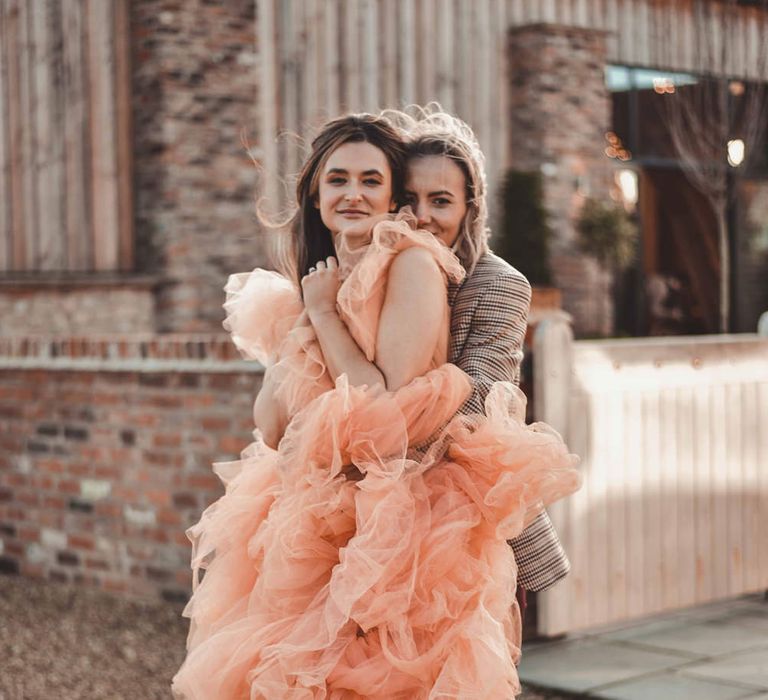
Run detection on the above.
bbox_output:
[326,168,384,177]
[404,188,455,198]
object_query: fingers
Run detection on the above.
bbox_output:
[305,257,337,275]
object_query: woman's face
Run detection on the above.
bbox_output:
[404,155,468,248]
[315,141,395,235]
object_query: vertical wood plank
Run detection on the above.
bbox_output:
[361,0,378,110]
[757,382,768,584]
[605,0,619,62]
[725,382,744,594]
[303,0,318,125]
[381,0,398,108]
[0,1,10,271]
[676,386,697,605]
[475,0,491,164]
[435,0,453,112]
[86,0,119,271]
[710,382,730,599]
[456,0,471,115]
[18,0,37,269]
[3,0,25,270]
[624,389,645,618]
[323,0,340,119]
[741,381,760,591]
[343,0,359,110]
[32,0,64,270]
[588,392,611,625]
[62,0,90,271]
[641,389,663,615]
[417,0,434,104]
[258,0,279,208]
[693,383,714,602]
[659,386,681,609]
[114,0,132,271]
[493,0,509,176]
[606,388,628,621]
[399,0,416,105]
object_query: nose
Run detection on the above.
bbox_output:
[414,202,431,226]
[344,185,362,202]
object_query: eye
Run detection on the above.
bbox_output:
[363,177,382,187]
[433,197,451,206]
[327,176,346,185]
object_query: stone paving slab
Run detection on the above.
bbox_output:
[681,647,768,691]
[590,671,761,700]
[519,593,768,698]
[519,638,688,692]
[601,618,768,657]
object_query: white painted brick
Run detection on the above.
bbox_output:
[26,542,47,564]
[124,505,156,527]
[80,479,112,501]
[41,528,67,550]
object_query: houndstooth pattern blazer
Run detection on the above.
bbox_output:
[448,252,571,592]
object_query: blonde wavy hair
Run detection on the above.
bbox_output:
[385,105,491,274]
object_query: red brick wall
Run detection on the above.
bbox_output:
[131,0,267,333]
[508,23,615,338]
[0,335,262,603]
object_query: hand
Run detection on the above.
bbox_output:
[301,256,340,322]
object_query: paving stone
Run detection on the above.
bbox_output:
[518,638,684,692]
[591,671,759,700]
[602,618,768,657]
[682,648,768,690]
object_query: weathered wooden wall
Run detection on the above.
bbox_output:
[0,0,132,273]
[257,0,768,210]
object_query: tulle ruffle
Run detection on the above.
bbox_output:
[173,217,581,698]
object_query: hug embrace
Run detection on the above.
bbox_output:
[171,107,582,699]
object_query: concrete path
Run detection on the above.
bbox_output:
[520,593,768,699]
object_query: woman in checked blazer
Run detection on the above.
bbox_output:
[402,110,571,603]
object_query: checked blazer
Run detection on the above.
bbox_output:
[448,252,571,592]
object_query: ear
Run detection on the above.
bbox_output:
[313,196,320,210]
[389,198,397,212]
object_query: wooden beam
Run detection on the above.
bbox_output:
[114,0,133,272]
[87,0,119,271]
[0,1,10,271]
[62,0,90,271]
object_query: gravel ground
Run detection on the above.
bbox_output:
[0,572,583,699]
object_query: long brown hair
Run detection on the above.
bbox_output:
[278,114,407,289]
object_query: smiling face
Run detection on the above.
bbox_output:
[404,155,468,248]
[315,141,396,236]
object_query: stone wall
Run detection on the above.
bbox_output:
[0,277,158,336]
[0,335,261,601]
[507,23,615,337]
[132,0,266,332]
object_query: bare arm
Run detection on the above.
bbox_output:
[304,248,445,391]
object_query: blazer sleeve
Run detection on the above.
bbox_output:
[452,269,571,592]
[454,271,531,415]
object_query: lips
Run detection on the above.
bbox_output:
[337,209,367,215]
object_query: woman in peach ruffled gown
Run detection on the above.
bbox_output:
[171,112,581,699]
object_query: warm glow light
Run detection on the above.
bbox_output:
[728,139,745,167]
[652,77,675,94]
[616,169,638,207]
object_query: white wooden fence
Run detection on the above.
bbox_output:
[534,317,768,635]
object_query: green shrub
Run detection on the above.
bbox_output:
[575,198,637,269]
[494,169,553,286]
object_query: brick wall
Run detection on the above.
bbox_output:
[132,0,267,333]
[507,23,615,338]
[0,335,262,602]
[0,277,158,336]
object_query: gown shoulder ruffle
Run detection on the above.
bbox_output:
[172,216,581,699]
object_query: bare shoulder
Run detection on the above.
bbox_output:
[389,246,442,285]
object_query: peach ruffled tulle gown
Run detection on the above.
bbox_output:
[171,214,581,700]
